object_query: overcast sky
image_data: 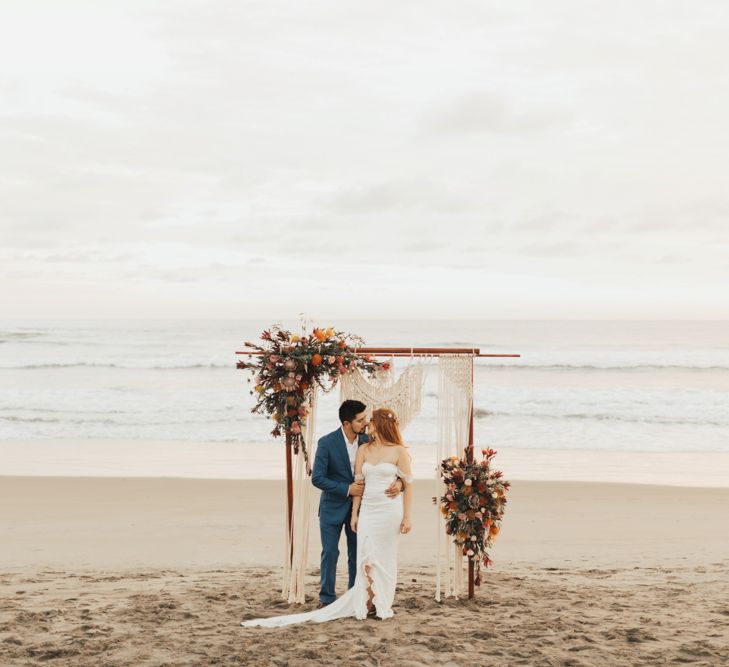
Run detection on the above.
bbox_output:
[1,1,727,320]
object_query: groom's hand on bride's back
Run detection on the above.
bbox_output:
[348,480,365,497]
[384,479,403,499]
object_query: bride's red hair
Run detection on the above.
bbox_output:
[371,408,405,446]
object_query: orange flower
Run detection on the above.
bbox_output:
[489,524,500,537]
[311,353,323,366]
[313,328,326,341]
[325,327,334,337]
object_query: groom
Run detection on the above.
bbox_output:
[311,399,402,607]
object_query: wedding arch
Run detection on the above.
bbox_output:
[237,328,519,601]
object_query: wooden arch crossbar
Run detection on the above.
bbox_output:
[236,346,521,598]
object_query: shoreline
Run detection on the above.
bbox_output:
[3,439,729,487]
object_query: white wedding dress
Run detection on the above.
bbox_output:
[241,462,409,627]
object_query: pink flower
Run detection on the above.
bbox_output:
[328,356,336,364]
[290,421,301,434]
[269,355,280,363]
[458,513,466,521]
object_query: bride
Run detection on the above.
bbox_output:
[241,407,413,627]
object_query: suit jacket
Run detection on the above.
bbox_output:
[312,428,368,525]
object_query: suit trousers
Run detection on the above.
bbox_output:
[319,507,357,604]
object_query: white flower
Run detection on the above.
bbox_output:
[464,479,472,486]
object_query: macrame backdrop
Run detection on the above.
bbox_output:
[283,361,426,604]
[280,357,472,603]
[435,355,473,601]
[339,361,426,429]
[282,388,318,604]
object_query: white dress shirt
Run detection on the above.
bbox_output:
[341,426,358,475]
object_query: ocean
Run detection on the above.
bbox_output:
[2,319,728,484]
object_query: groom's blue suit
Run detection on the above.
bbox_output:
[311,427,368,604]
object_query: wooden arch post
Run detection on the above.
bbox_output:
[285,429,294,562]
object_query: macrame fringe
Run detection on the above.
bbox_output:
[282,388,318,604]
[279,356,473,605]
[435,355,473,601]
[339,361,427,429]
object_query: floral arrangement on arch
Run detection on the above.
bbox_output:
[435,448,510,583]
[238,325,386,472]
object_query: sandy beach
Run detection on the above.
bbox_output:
[2,477,728,666]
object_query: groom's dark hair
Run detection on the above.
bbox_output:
[339,400,367,424]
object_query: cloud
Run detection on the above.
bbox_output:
[1,1,728,318]
[321,181,470,216]
[516,240,582,258]
[423,91,572,137]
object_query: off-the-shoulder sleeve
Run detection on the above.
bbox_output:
[397,468,414,483]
